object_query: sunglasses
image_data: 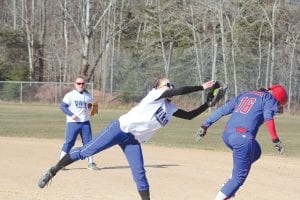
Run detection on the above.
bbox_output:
[76,82,85,85]
[163,83,175,88]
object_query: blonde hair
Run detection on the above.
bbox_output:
[75,75,86,82]
[152,77,170,89]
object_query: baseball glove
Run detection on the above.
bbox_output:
[206,82,227,107]
[195,125,208,142]
[88,102,98,116]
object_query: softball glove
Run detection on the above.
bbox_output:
[88,102,98,116]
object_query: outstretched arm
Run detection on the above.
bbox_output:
[202,100,235,128]
[156,80,215,100]
[173,103,209,120]
[158,86,203,99]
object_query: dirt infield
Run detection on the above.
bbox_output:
[0,137,299,200]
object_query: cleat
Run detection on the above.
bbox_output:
[87,163,99,170]
[38,167,55,188]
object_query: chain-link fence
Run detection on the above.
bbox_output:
[0,81,94,104]
[0,81,206,110]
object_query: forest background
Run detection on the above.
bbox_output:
[0,0,299,113]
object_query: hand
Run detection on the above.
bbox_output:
[201,80,216,90]
[273,140,284,155]
[195,125,208,142]
[71,114,78,120]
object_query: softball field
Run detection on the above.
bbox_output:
[0,136,299,200]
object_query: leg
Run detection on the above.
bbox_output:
[218,134,258,199]
[250,140,261,164]
[70,120,129,161]
[119,135,150,200]
[38,120,129,188]
[139,190,150,200]
[80,121,97,169]
[61,122,81,155]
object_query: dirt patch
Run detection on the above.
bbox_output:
[0,137,299,200]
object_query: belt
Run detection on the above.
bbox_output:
[236,127,247,133]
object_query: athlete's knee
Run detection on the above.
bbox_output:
[69,147,84,161]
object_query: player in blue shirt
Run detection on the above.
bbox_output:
[196,84,288,200]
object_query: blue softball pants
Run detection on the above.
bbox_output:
[62,121,92,153]
[69,120,149,191]
[220,130,261,198]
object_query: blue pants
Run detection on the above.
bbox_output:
[69,120,149,191]
[220,130,261,198]
[62,121,92,153]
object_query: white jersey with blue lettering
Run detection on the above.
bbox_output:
[119,88,178,143]
[62,90,93,123]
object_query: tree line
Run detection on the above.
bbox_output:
[0,0,299,112]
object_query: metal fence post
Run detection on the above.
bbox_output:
[55,83,58,104]
[20,82,23,103]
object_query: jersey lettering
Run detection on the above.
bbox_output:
[75,100,86,108]
[154,107,168,126]
[235,97,256,114]
[248,91,264,97]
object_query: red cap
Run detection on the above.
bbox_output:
[268,84,288,105]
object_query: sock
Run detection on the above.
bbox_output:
[51,154,74,175]
[138,189,150,200]
[215,191,228,200]
[59,151,66,159]
[87,156,94,164]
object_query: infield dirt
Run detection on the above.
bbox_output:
[0,137,299,200]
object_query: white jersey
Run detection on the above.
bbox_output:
[62,90,93,123]
[119,88,178,143]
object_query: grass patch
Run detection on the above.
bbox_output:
[0,103,299,157]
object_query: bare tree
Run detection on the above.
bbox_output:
[21,0,35,81]
[288,32,299,112]
[57,0,116,77]
[218,0,229,100]
[189,5,204,102]
[259,0,280,86]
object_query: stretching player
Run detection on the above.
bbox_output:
[59,75,98,170]
[38,78,225,200]
[196,84,288,199]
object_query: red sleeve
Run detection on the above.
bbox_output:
[264,119,279,142]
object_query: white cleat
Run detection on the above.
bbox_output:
[88,162,99,170]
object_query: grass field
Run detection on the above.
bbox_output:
[0,103,299,157]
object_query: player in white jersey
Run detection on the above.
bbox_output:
[59,75,98,170]
[38,78,222,199]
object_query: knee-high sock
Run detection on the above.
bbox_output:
[51,154,74,175]
[139,189,150,200]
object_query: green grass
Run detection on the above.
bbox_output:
[0,103,299,157]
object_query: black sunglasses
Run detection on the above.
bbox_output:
[76,82,85,85]
[164,83,174,88]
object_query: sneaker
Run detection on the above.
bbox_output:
[88,163,99,170]
[38,167,55,188]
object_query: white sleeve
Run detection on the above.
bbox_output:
[62,92,71,105]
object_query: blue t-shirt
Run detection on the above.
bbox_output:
[203,90,279,138]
